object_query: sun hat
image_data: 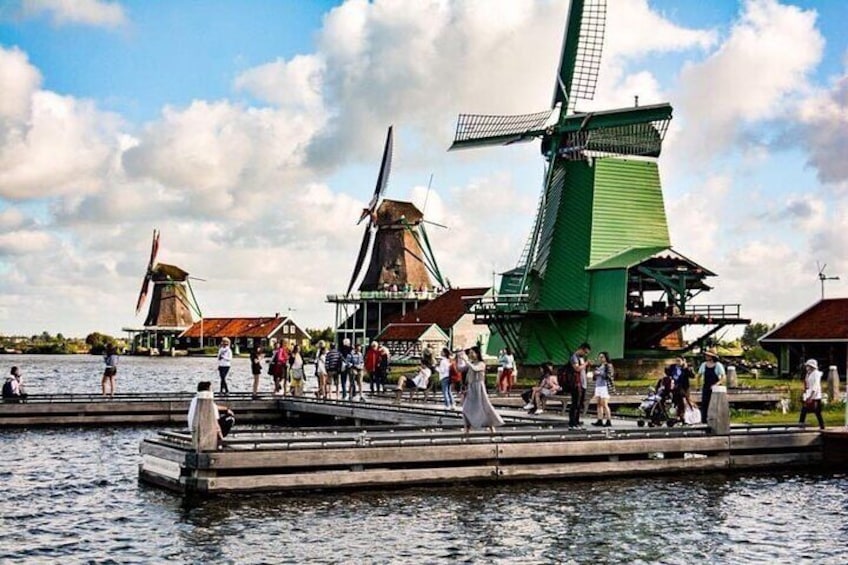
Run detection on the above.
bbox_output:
[704,347,719,358]
[804,359,818,370]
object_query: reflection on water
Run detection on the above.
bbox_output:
[2,355,847,563]
[2,426,846,563]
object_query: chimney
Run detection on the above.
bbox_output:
[275,312,280,318]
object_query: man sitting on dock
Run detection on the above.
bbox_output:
[187,381,235,441]
[2,366,26,402]
[395,360,432,403]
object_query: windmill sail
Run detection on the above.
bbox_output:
[347,225,374,295]
[449,110,552,151]
[553,0,607,110]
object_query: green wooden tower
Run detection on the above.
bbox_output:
[450,0,747,364]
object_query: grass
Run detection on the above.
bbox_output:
[731,404,847,427]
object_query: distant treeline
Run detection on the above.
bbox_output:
[0,331,126,355]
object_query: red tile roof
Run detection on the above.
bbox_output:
[181,317,288,339]
[389,287,490,331]
[761,298,848,341]
[378,323,447,341]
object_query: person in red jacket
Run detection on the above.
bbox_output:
[365,341,381,395]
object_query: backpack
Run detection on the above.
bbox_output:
[558,365,578,394]
[449,362,463,384]
[2,379,14,398]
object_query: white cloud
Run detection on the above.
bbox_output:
[674,0,824,160]
[0,46,41,126]
[797,72,848,185]
[0,229,55,255]
[21,0,127,28]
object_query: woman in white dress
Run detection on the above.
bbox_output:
[462,346,504,433]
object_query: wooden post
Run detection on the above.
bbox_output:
[191,391,219,452]
[727,365,738,388]
[707,385,730,434]
[827,365,840,404]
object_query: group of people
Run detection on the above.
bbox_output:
[313,339,368,401]
[396,345,504,433]
[520,342,602,429]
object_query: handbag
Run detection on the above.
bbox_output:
[607,375,616,395]
[803,397,816,410]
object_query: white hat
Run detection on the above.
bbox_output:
[805,359,818,370]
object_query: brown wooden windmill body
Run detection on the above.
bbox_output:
[136,231,197,329]
[358,199,433,292]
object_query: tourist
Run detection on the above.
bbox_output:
[289,345,305,396]
[365,341,381,394]
[569,342,591,427]
[590,352,614,427]
[339,338,353,400]
[529,364,561,415]
[523,363,553,412]
[217,338,232,394]
[800,359,825,429]
[436,347,454,409]
[375,345,390,393]
[669,357,694,421]
[250,345,263,398]
[315,341,328,399]
[697,348,725,423]
[395,360,431,403]
[187,380,235,441]
[496,349,505,391]
[2,366,26,402]
[346,343,365,401]
[325,342,343,399]
[498,347,515,396]
[102,343,118,398]
[462,346,504,432]
[270,341,289,395]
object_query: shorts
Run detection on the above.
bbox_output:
[540,388,556,397]
[327,371,339,384]
[403,379,418,390]
[595,385,610,399]
[104,367,116,377]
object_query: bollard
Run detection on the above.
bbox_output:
[191,390,219,452]
[827,366,840,404]
[751,367,759,380]
[707,385,730,434]
[727,365,738,388]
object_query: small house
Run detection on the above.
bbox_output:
[377,323,449,358]
[180,315,310,352]
[759,298,848,377]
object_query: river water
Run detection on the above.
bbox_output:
[2,355,847,564]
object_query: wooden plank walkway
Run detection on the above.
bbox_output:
[138,423,825,495]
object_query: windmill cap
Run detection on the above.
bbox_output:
[805,359,818,370]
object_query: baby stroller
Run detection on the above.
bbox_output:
[637,377,676,428]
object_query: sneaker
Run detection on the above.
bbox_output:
[523,402,535,410]
[535,409,544,415]
[591,420,604,427]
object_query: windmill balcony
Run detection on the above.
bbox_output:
[627,303,743,322]
[326,289,444,303]
[467,294,529,323]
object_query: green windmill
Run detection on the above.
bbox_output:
[451,0,748,364]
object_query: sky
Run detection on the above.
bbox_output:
[0,0,847,338]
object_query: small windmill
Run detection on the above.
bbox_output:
[346,126,447,295]
[817,261,840,300]
[135,229,201,328]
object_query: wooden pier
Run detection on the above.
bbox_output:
[0,393,282,427]
[138,423,825,495]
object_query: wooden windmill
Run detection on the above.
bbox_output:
[135,230,200,328]
[452,0,747,363]
[347,126,447,294]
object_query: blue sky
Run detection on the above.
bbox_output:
[1,0,847,338]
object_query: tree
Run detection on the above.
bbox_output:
[741,323,774,350]
[305,326,335,345]
[85,332,118,354]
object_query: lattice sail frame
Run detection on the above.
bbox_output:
[452,110,552,147]
[557,118,671,160]
[567,0,606,111]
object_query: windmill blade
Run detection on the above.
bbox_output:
[356,126,394,225]
[552,0,607,112]
[449,110,552,151]
[346,224,375,295]
[135,229,160,315]
[557,103,673,158]
[135,274,152,315]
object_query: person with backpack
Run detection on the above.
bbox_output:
[324,342,343,399]
[3,366,26,402]
[102,343,119,398]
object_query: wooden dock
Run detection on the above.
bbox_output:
[138,423,825,494]
[0,393,283,426]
